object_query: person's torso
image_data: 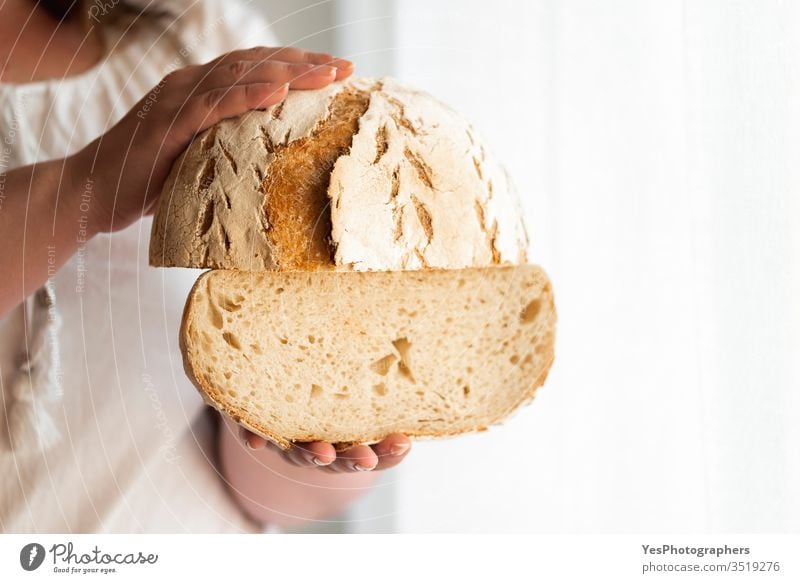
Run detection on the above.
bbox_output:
[0,0,269,533]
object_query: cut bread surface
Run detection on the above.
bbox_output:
[180,265,556,449]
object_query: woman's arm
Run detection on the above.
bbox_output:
[218,417,411,527]
[0,157,95,316]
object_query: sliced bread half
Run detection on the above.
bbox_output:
[180,265,555,449]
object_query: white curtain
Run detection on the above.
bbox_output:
[261,0,800,532]
[389,0,800,533]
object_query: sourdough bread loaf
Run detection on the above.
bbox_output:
[149,78,529,271]
[150,77,556,449]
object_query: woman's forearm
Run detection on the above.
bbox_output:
[0,155,97,316]
[218,416,378,528]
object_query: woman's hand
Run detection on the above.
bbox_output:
[239,427,412,473]
[68,47,354,234]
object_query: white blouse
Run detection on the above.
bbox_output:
[0,0,277,533]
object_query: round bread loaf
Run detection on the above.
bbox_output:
[150,78,555,449]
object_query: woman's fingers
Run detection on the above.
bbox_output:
[238,425,268,450]
[211,47,353,70]
[178,82,288,139]
[236,425,411,472]
[333,63,354,81]
[327,444,379,473]
[194,60,338,94]
[162,46,355,144]
[284,441,336,467]
[370,433,412,471]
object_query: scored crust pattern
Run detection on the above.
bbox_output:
[149,77,530,271]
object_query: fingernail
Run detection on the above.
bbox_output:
[354,463,374,472]
[311,457,329,466]
[390,443,411,456]
[245,438,257,450]
[320,66,337,76]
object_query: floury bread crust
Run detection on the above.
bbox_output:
[149,78,529,271]
[180,266,556,449]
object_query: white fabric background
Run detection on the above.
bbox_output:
[261,0,800,532]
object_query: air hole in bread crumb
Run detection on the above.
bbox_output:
[308,335,316,343]
[398,362,415,383]
[415,390,424,397]
[227,389,238,397]
[463,386,471,397]
[250,344,263,355]
[207,296,223,329]
[372,383,387,396]
[392,337,416,383]
[370,354,397,376]
[279,336,289,345]
[224,371,231,380]
[222,332,242,350]
[310,384,323,398]
[218,294,244,312]
[276,287,284,294]
[285,394,295,403]
[334,393,348,399]
[524,353,535,364]
[510,354,520,364]
[521,298,542,323]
